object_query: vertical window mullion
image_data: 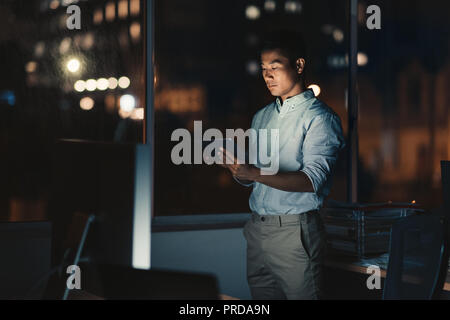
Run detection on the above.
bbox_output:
[145,0,155,217]
[348,0,359,203]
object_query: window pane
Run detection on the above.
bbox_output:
[0,0,145,221]
[358,0,450,206]
[155,0,348,215]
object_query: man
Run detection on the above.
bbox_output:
[219,31,345,300]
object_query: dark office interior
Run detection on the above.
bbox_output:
[0,0,450,302]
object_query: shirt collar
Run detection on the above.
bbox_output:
[275,89,315,114]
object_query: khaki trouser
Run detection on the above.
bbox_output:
[243,210,327,300]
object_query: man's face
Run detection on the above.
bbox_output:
[260,49,300,100]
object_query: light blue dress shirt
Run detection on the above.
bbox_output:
[236,89,345,215]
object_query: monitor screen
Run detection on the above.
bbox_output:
[49,139,152,271]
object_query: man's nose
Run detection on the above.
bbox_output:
[263,70,274,79]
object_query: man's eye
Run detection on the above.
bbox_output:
[272,67,278,70]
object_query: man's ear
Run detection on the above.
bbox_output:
[296,58,306,74]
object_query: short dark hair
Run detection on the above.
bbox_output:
[258,29,308,72]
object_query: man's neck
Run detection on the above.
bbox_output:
[279,82,306,105]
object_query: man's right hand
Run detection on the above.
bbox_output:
[216,148,258,184]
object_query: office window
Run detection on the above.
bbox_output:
[154,0,348,215]
[0,0,353,220]
[357,0,450,206]
[0,0,145,221]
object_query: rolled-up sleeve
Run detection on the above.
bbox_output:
[300,113,345,194]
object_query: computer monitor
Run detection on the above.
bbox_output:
[80,263,219,300]
[48,139,219,300]
[49,139,152,273]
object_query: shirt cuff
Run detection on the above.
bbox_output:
[233,176,254,187]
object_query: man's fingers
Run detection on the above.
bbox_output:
[222,148,236,161]
[220,148,236,164]
[219,163,237,175]
[215,148,241,177]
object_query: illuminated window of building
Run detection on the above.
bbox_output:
[25,61,38,73]
[59,14,67,29]
[105,94,117,113]
[82,33,95,50]
[59,37,71,54]
[118,0,128,19]
[131,108,144,120]
[158,86,205,113]
[119,29,129,49]
[73,34,82,47]
[34,42,45,58]
[105,2,116,22]
[93,8,103,25]
[130,22,141,42]
[49,0,60,10]
[130,0,140,16]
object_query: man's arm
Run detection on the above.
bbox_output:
[220,112,345,193]
[219,155,314,192]
[298,113,345,194]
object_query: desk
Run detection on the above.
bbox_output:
[325,255,450,292]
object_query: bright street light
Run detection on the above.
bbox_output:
[67,58,81,73]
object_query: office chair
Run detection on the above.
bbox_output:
[383,214,448,299]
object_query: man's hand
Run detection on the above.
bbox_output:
[217,147,260,181]
[213,147,314,193]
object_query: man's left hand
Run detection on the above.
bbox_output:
[218,147,260,181]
